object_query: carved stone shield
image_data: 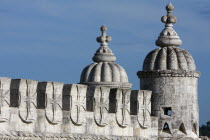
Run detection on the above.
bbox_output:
[45,82,63,124]
[19,79,37,123]
[70,84,87,125]
[137,90,151,128]
[94,87,109,126]
[0,77,11,122]
[116,89,131,127]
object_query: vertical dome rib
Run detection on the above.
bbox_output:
[101,62,112,82]
[88,63,102,82]
[82,63,97,82]
[80,65,89,83]
[182,50,196,71]
[93,62,103,82]
[167,47,178,70]
[154,49,161,70]
[157,47,167,70]
[148,48,161,70]
[114,63,128,82]
[143,50,155,70]
[175,48,188,70]
[108,62,121,82]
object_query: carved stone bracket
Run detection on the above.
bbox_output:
[94,87,109,126]
[116,89,131,127]
[0,77,11,122]
[70,84,87,125]
[137,90,151,128]
[45,82,63,124]
[19,79,38,123]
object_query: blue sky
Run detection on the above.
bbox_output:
[0,0,209,125]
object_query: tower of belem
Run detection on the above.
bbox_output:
[0,3,203,140]
[137,3,200,140]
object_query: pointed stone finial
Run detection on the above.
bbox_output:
[161,3,177,26]
[166,2,174,11]
[156,3,182,47]
[96,25,112,46]
[93,25,116,63]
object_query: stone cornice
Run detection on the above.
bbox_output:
[137,70,200,78]
[81,82,132,89]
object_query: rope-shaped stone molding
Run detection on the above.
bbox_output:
[0,132,153,140]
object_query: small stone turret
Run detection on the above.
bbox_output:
[80,25,132,89]
[137,3,201,139]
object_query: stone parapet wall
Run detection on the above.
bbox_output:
[0,77,158,139]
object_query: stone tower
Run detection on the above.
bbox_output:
[137,3,201,140]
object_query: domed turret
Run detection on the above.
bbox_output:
[138,3,200,139]
[80,25,131,89]
[142,3,196,72]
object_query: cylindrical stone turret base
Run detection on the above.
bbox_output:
[138,70,200,139]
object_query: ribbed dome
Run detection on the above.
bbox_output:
[143,47,196,71]
[80,62,131,88]
[80,25,131,88]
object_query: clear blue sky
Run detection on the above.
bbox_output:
[0,0,209,125]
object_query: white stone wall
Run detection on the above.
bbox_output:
[0,77,158,139]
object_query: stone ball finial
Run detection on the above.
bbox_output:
[100,25,107,31]
[96,25,112,44]
[161,2,177,25]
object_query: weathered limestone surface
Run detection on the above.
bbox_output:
[138,3,201,140]
[0,78,158,140]
[138,73,200,139]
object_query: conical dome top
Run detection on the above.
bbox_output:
[80,25,131,89]
[92,25,116,62]
[156,3,182,47]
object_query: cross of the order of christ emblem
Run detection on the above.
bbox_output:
[116,89,131,127]
[70,85,86,125]
[137,90,151,128]
[45,82,63,124]
[0,86,10,122]
[19,80,37,123]
[94,87,109,126]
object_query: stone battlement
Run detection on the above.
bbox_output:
[0,77,158,139]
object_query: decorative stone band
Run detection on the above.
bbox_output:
[82,82,132,89]
[0,132,155,140]
[0,132,203,140]
[137,70,200,78]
